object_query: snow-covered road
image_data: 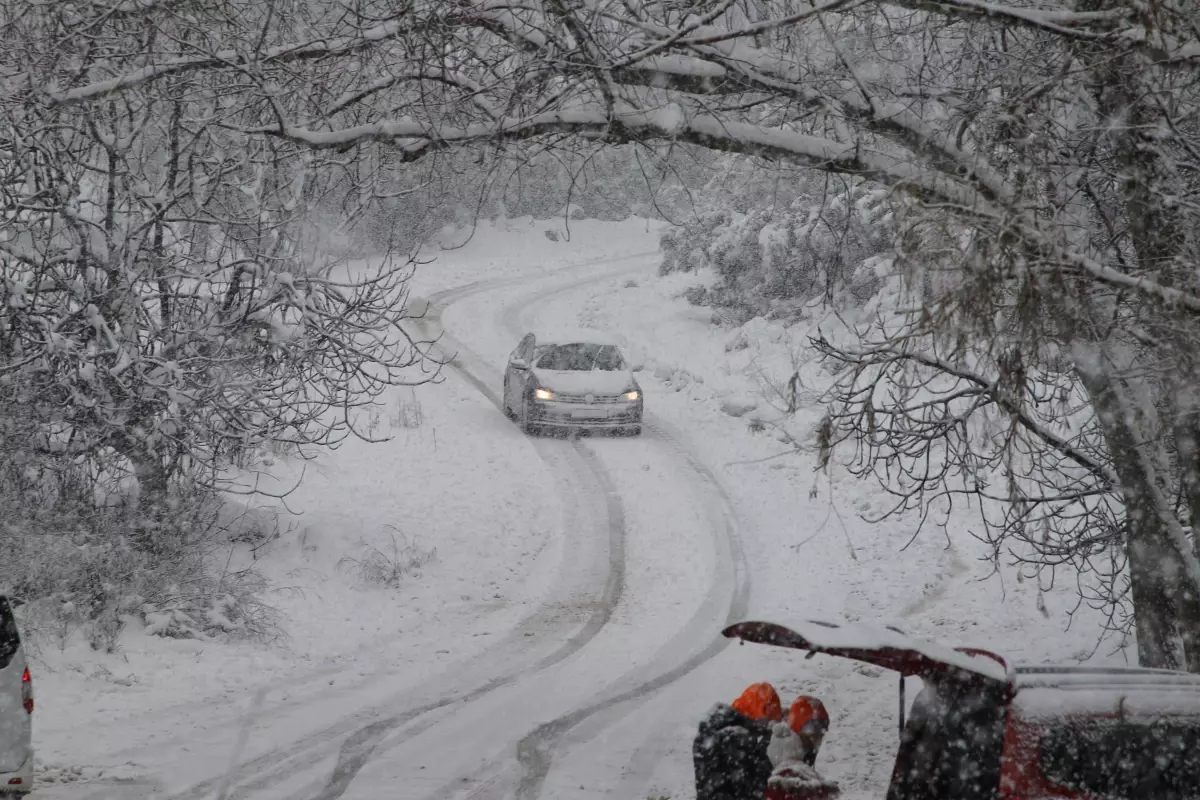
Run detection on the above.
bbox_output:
[30,242,754,800]
[383,258,752,800]
[199,254,755,800]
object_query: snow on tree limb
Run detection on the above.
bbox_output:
[1014,226,1200,314]
[44,15,413,106]
[607,0,866,58]
[259,103,989,207]
[876,0,1199,65]
[325,69,500,118]
[667,40,1015,205]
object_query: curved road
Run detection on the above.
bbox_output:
[365,258,752,800]
[40,254,751,800]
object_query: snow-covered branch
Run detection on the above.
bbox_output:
[668,41,1015,205]
[259,103,989,207]
[45,15,413,106]
[325,68,500,118]
[879,0,1200,65]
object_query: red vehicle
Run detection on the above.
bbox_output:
[724,619,1200,800]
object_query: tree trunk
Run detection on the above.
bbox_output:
[1170,395,1200,672]
[1077,360,1200,670]
[120,444,174,556]
[1171,395,1200,564]
[1069,14,1200,670]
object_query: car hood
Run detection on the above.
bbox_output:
[532,369,636,396]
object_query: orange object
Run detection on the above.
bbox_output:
[787,696,830,735]
[731,682,783,721]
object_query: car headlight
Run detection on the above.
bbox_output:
[534,388,555,401]
[622,390,640,401]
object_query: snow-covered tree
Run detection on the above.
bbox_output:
[0,1,442,536]
[660,169,892,316]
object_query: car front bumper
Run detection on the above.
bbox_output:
[529,399,642,428]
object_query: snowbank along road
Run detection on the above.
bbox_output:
[36,252,750,800]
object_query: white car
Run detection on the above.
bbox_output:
[503,330,643,436]
[0,596,32,795]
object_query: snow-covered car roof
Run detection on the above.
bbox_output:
[1012,663,1200,689]
[534,327,626,348]
[1010,664,1200,719]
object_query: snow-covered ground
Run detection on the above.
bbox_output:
[26,216,1119,800]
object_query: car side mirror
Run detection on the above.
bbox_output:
[511,358,530,371]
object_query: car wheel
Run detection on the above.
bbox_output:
[519,396,538,436]
[502,378,514,419]
[627,425,643,437]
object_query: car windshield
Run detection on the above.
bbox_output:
[887,679,1008,800]
[1040,718,1200,799]
[535,343,625,371]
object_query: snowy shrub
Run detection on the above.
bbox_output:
[227,513,282,551]
[338,530,436,589]
[682,285,710,306]
[659,179,893,319]
[139,573,279,642]
[0,470,282,650]
[390,390,425,430]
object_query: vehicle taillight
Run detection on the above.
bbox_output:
[21,666,32,714]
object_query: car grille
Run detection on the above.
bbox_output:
[554,392,625,404]
[532,406,640,424]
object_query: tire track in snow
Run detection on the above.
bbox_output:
[364,262,718,800]
[465,267,752,800]
[213,257,744,800]
[299,445,630,800]
[161,255,648,800]
[282,259,640,799]
[572,415,752,800]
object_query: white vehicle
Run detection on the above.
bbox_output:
[502,330,644,436]
[0,596,32,795]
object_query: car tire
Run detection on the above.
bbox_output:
[519,397,538,436]
[502,378,514,419]
[626,424,642,437]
